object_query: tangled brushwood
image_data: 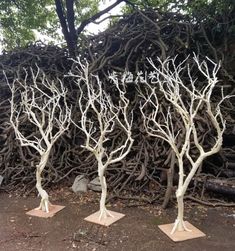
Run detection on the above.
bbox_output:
[0,9,235,207]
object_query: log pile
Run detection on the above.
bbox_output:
[0,9,234,205]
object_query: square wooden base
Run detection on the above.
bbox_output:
[158,221,205,242]
[26,204,65,218]
[84,210,125,226]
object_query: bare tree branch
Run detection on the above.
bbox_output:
[139,55,228,234]
[6,67,72,212]
[70,58,134,220]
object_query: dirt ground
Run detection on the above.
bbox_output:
[0,188,235,251]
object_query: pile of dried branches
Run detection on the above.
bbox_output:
[0,9,235,206]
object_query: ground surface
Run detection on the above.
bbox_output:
[0,188,235,251]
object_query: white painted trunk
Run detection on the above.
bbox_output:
[98,164,113,220]
[171,158,204,234]
[173,157,187,232]
[171,191,191,234]
[170,157,190,234]
[176,195,184,231]
[35,150,50,212]
[99,167,107,218]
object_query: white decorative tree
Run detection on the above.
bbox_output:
[70,59,134,220]
[7,67,71,213]
[139,55,229,234]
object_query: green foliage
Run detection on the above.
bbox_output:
[0,0,100,50]
[122,0,235,17]
[180,0,235,19]
[0,0,234,51]
[122,0,166,13]
[74,0,99,22]
[0,0,55,49]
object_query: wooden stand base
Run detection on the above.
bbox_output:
[158,221,205,242]
[26,204,65,218]
[84,210,125,226]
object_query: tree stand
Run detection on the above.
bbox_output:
[26,204,65,218]
[84,210,125,227]
[158,191,205,242]
[158,221,205,242]
[84,172,125,226]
